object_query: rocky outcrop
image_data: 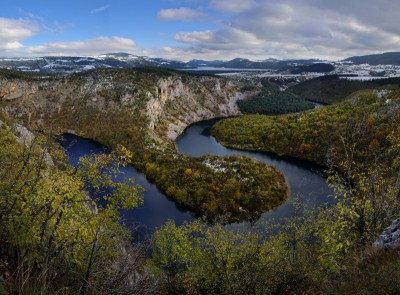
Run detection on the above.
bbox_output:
[114,74,244,140]
[0,78,40,100]
[12,123,54,167]
[146,76,246,140]
[373,218,400,250]
[1,69,249,143]
[165,90,243,140]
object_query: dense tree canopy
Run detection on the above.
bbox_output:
[137,152,288,222]
[213,90,400,167]
[289,75,400,104]
[237,89,314,115]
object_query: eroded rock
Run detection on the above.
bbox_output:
[373,218,400,250]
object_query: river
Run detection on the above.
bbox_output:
[60,118,333,238]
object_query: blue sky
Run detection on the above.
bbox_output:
[1,0,400,60]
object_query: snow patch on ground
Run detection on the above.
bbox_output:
[202,158,229,173]
[83,65,95,70]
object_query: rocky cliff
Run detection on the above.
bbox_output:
[0,69,247,143]
[148,75,244,139]
[0,78,40,100]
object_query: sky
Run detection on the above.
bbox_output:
[1,0,400,61]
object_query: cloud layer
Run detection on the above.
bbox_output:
[0,17,139,57]
[157,7,208,22]
[208,0,256,13]
[166,0,400,60]
[0,18,38,51]
[2,1,400,60]
[27,36,138,56]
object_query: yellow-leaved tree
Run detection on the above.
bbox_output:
[0,122,157,294]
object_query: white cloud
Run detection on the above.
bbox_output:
[208,0,256,13]
[0,18,38,51]
[27,36,139,56]
[157,7,208,22]
[175,30,214,43]
[148,46,221,61]
[168,0,400,60]
[90,5,111,15]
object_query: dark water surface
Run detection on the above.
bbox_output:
[60,118,333,237]
[59,133,195,240]
[176,119,333,232]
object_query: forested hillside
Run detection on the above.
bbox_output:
[237,88,314,114]
[289,75,400,104]
[0,119,157,293]
[212,90,399,166]
[139,152,287,222]
[344,52,400,65]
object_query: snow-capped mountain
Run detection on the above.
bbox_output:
[0,53,193,75]
[1,52,400,79]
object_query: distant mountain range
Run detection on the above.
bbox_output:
[0,53,333,75]
[203,58,326,70]
[0,51,399,76]
[0,53,192,75]
[344,52,400,65]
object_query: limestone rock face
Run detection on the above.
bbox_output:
[373,218,400,250]
[0,79,39,100]
[12,123,54,167]
[145,75,247,140]
[0,69,250,143]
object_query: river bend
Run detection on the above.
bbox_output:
[60,118,332,237]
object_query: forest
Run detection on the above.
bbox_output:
[289,75,400,104]
[138,152,287,222]
[213,90,400,166]
[237,88,314,115]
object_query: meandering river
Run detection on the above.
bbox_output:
[60,118,333,238]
